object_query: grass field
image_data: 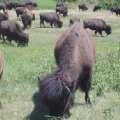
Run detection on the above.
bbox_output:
[0,8,120,120]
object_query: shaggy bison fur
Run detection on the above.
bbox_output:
[78,4,88,11]
[83,18,112,36]
[0,20,29,46]
[39,22,96,118]
[39,12,63,28]
[0,51,4,80]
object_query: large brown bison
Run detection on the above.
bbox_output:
[83,18,112,36]
[40,12,63,28]
[93,5,101,12]
[21,9,35,29]
[0,51,4,80]
[56,2,68,17]
[78,4,88,11]
[0,20,29,46]
[39,22,96,118]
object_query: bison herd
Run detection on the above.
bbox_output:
[0,0,119,119]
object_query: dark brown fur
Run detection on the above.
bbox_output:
[39,22,96,118]
[84,18,112,36]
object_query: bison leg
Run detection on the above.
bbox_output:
[99,30,103,37]
[95,30,98,36]
[79,66,92,104]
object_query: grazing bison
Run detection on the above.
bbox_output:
[78,4,88,11]
[0,20,29,46]
[0,52,4,80]
[56,2,68,17]
[69,18,80,26]
[21,9,35,29]
[110,8,120,16]
[83,18,112,36]
[93,5,101,12]
[39,22,96,118]
[40,12,63,28]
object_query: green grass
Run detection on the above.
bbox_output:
[36,0,56,9]
[0,9,120,120]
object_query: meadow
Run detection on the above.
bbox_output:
[0,8,120,120]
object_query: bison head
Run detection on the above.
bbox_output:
[105,25,112,35]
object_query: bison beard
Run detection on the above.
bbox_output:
[39,22,96,118]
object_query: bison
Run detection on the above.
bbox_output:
[110,8,120,16]
[56,2,68,17]
[0,20,29,46]
[39,22,96,118]
[83,18,112,36]
[78,4,88,11]
[21,9,35,29]
[0,51,4,80]
[93,5,101,12]
[40,12,63,28]
[15,7,26,19]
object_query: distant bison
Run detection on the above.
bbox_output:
[110,8,120,16]
[5,2,17,10]
[39,22,96,117]
[56,2,68,17]
[21,9,35,29]
[83,18,112,36]
[0,51,4,80]
[69,18,80,26]
[0,20,29,46]
[78,4,88,11]
[40,12,63,28]
[15,7,26,19]
[93,5,101,12]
